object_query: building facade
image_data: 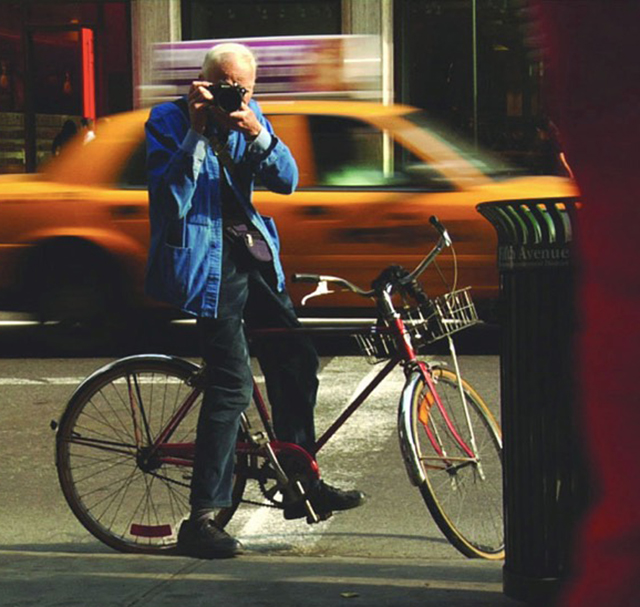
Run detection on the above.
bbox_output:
[0,0,545,174]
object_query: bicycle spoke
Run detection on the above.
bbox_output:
[407,368,504,558]
[67,451,136,489]
[76,394,135,446]
[126,372,151,446]
[64,434,137,457]
[56,357,247,554]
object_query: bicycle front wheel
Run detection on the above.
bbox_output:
[55,355,247,554]
[403,367,504,559]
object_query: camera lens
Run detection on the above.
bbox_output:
[208,83,245,113]
[217,89,242,113]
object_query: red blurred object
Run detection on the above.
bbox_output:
[81,27,95,120]
[532,2,640,605]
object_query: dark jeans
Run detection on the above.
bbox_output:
[190,240,319,511]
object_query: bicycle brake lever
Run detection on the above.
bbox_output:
[301,280,334,306]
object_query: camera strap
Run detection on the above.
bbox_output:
[208,132,235,176]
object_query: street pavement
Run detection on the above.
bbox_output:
[0,549,518,607]
[0,343,521,606]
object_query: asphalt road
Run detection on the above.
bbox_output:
[0,322,516,607]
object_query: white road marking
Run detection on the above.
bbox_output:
[0,377,86,385]
[0,369,336,387]
[233,357,406,551]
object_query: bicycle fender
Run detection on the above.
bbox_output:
[397,371,427,487]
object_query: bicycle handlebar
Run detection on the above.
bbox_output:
[402,215,451,284]
[292,216,452,300]
[293,273,372,297]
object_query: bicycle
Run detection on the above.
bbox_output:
[53,217,504,560]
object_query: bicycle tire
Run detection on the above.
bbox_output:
[402,367,504,559]
[55,354,247,554]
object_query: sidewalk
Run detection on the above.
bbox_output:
[0,547,521,607]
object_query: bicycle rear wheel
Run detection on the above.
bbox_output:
[55,355,247,554]
[403,367,504,559]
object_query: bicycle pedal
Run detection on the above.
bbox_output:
[249,431,269,446]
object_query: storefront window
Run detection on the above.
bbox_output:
[32,30,84,116]
[182,0,341,40]
[395,0,547,173]
[30,30,84,167]
[0,1,131,173]
[0,3,26,172]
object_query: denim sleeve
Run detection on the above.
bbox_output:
[145,104,207,219]
[244,103,299,195]
[246,126,272,154]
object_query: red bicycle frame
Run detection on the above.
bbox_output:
[134,319,476,477]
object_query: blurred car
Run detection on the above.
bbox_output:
[0,101,578,350]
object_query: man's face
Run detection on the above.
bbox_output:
[205,56,255,105]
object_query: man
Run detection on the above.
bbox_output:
[145,43,364,559]
[51,119,77,156]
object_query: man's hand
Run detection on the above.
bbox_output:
[188,81,213,134]
[210,102,263,141]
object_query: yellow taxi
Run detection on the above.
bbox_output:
[0,101,578,349]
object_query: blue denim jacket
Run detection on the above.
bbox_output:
[144,98,298,317]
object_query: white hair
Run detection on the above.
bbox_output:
[202,42,257,78]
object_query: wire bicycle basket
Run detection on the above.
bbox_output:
[353,329,397,363]
[406,287,479,345]
[354,288,479,362]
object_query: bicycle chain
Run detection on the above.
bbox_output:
[257,457,312,506]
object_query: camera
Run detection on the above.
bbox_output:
[207,82,247,113]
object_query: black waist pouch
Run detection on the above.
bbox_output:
[224,223,273,263]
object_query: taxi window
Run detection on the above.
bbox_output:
[307,115,452,191]
[119,141,147,189]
